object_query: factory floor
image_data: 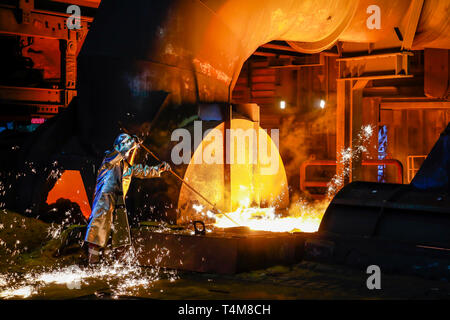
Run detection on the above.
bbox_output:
[2,260,450,300]
[82,262,450,300]
[1,209,450,300]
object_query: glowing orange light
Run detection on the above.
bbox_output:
[178,119,289,224]
[46,170,91,219]
[213,192,328,233]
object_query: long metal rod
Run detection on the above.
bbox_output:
[120,125,239,226]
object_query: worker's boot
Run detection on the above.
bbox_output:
[88,243,101,265]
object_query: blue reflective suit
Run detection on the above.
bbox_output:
[84,147,163,248]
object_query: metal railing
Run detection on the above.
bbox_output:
[300,159,404,194]
[407,155,427,183]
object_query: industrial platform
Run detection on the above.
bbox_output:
[132,226,306,274]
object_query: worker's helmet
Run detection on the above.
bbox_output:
[113,133,136,154]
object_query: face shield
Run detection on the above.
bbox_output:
[113,133,137,155]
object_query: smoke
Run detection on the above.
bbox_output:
[281,120,375,227]
[278,108,336,196]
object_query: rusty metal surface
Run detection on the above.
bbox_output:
[0,1,91,119]
[132,227,306,274]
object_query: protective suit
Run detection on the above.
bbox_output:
[84,133,169,248]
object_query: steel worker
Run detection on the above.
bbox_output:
[84,133,170,264]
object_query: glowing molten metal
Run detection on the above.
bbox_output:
[211,198,329,233]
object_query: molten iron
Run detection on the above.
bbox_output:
[214,201,328,233]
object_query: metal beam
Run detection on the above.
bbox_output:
[269,64,323,69]
[337,52,414,81]
[350,80,369,181]
[337,74,413,82]
[336,79,369,183]
[0,3,89,117]
[0,85,63,104]
[380,101,450,110]
[401,0,425,50]
[0,5,91,39]
[19,0,34,24]
[48,0,100,8]
[253,51,275,57]
[336,80,351,183]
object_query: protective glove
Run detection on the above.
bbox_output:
[158,161,171,172]
[132,135,143,145]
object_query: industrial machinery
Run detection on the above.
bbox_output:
[308,124,450,278]
[1,0,450,276]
